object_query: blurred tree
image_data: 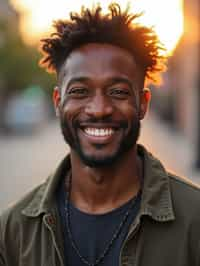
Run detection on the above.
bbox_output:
[0,20,55,96]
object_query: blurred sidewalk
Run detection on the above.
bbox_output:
[140,112,200,185]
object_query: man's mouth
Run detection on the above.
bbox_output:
[83,127,115,137]
[77,121,127,144]
[77,123,122,144]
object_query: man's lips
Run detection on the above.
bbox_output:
[78,123,123,142]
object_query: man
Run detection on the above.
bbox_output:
[0,3,200,266]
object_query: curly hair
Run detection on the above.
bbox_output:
[39,3,166,84]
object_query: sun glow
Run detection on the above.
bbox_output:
[11,0,184,55]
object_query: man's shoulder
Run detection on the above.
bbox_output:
[0,176,50,228]
[168,172,200,216]
[0,154,70,229]
[169,172,200,197]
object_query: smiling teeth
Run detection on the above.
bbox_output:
[84,128,114,137]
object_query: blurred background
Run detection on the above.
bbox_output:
[0,0,199,211]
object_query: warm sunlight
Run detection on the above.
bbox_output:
[11,0,184,55]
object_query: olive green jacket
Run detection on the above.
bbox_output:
[1,145,200,266]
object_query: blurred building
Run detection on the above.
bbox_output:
[152,0,200,168]
[0,0,19,68]
[0,0,18,21]
[0,0,19,38]
[0,0,19,123]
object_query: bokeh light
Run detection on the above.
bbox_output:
[11,0,184,54]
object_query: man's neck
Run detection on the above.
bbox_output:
[68,146,142,214]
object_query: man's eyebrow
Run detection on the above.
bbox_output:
[66,77,90,88]
[65,76,134,90]
[108,77,133,88]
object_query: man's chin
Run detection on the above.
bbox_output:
[78,153,121,168]
[72,131,140,168]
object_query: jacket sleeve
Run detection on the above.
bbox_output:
[0,252,6,266]
[0,217,6,266]
[192,209,200,266]
[196,239,200,266]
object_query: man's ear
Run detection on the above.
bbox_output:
[139,88,151,120]
[53,86,61,117]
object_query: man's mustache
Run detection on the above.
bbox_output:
[73,117,128,129]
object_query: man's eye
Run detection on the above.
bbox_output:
[109,88,130,98]
[67,87,88,96]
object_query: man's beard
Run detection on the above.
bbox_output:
[60,116,141,168]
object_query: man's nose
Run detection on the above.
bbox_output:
[85,93,113,118]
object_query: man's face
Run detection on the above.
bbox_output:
[54,43,148,167]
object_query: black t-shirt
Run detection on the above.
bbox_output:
[57,182,141,266]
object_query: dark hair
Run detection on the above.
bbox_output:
[39,3,166,84]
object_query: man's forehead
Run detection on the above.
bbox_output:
[58,43,139,83]
[65,43,136,62]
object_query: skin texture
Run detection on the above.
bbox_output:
[53,43,150,214]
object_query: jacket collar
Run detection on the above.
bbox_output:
[22,156,71,217]
[138,145,175,221]
[22,145,175,221]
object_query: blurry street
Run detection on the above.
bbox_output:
[0,112,200,212]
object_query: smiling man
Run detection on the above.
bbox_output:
[58,43,143,169]
[1,3,200,266]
